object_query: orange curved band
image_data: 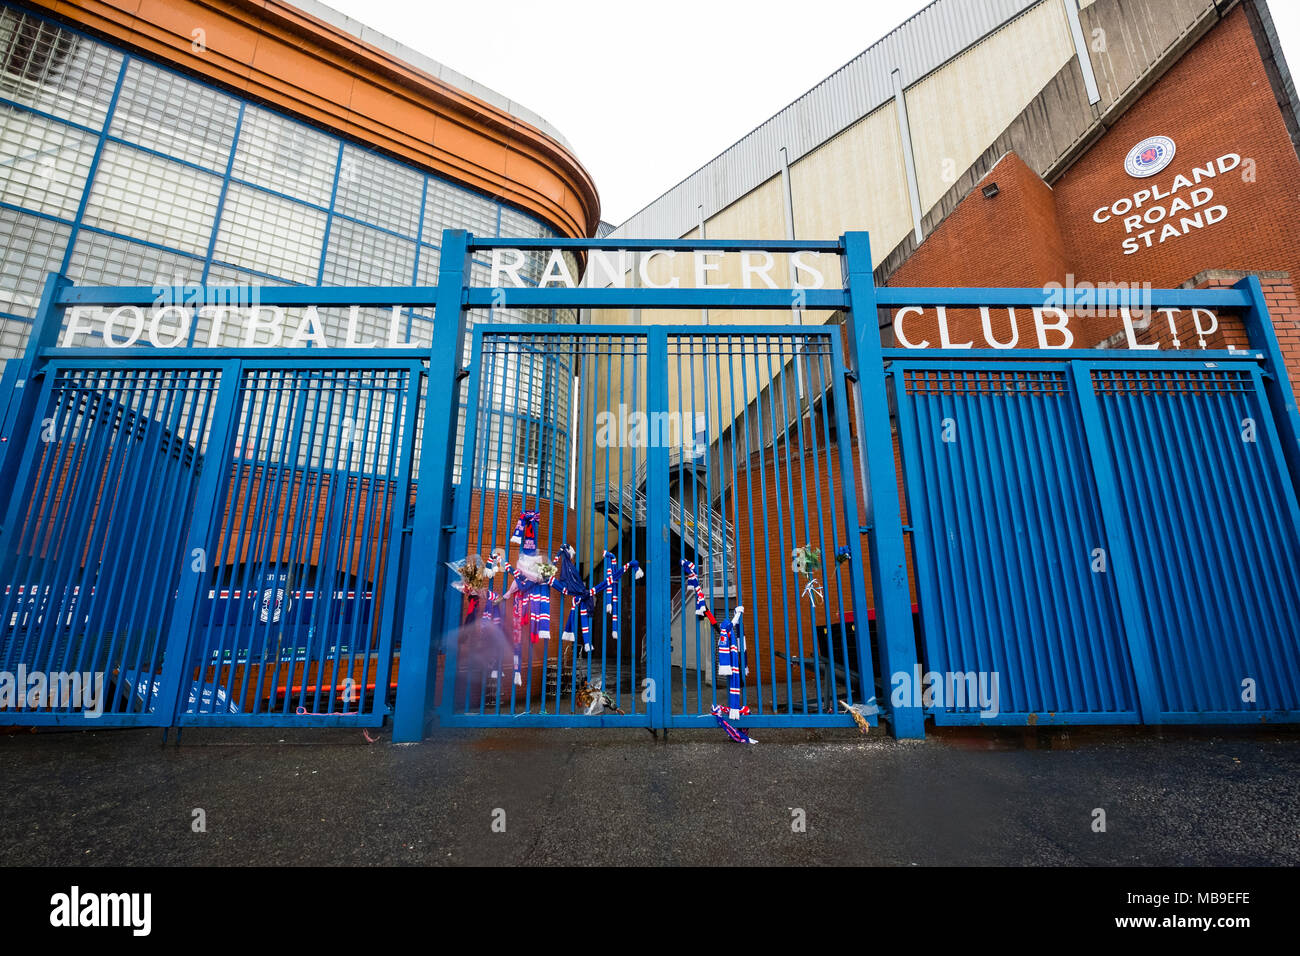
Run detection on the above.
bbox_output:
[30,0,600,238]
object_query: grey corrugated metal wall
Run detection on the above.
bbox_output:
[612,0,1042,240]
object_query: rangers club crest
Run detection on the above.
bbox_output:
[259,587,287,624]
[1124,135,1176,178]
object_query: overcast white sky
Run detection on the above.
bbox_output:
[324,0,1300,227]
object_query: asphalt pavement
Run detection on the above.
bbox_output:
[1,724,1296,865]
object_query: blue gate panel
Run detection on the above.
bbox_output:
[1089,365,1300,722]
[440,327,874,730]
[0,364,225,724]
[178,363,420,727]
[664,331,875,728]
[441,329,652,727]
[894,364,1141,724]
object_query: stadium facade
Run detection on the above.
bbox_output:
[2,0,1300,738]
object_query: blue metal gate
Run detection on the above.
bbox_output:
[0,359,229,725]
[439,329,655,727]
[437,324,876,730]
[2,231,1299,738]
[893,353,1300,727]
[0,350,422,726]
[175,359,422,726]
[660,330,873,729]
[1084,362,1300,722]
[893,361,1141,725]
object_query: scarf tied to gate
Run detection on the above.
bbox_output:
[510,510,540,554]
[681,559,707,617]
[715,609,748,716]
[551,547,644,652]
[504,561,551,647]
[603,550,643,641]
[710,705,756,744]
[684,567,755,744]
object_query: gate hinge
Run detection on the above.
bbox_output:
[844,368,859,383]
[455,367,469,381]
[442,524,457,533]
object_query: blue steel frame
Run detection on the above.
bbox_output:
[1,230,1297,738]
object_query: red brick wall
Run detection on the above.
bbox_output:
[1261,276,1300,378]
[884,4,1300,360]
[886,151,1069,348]
[891,150,1067,290]
[1177,271,1300,382]
[1053,5,1300,297]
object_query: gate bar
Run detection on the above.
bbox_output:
[158,360,246,725]
[467,238,846,251]
[882,349,1264,362]
[392,230,471,742]
[437,325,485,721]
[841,232,925,738]
[646,327,671,730]
[828,333,878,718]
[0,273,71,515]
[874,287,1253,309]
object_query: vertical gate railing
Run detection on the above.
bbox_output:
[0,358,233,724]
[436,321,876,729]
[438,328,655,727]
[662,330,874,727]
[173,359,423,726]
[1080,361,1300,721]
[892,359,1145,724]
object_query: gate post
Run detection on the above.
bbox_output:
[158,359,246,725]
[393,229,471,742]
[1237,275,1300,486]
[0,273,70,517]
[645,327,671,730]
[840,233,924,738]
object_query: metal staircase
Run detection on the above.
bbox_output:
[591,452,737,598]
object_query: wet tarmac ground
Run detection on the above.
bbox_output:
[1,724,1296,865]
